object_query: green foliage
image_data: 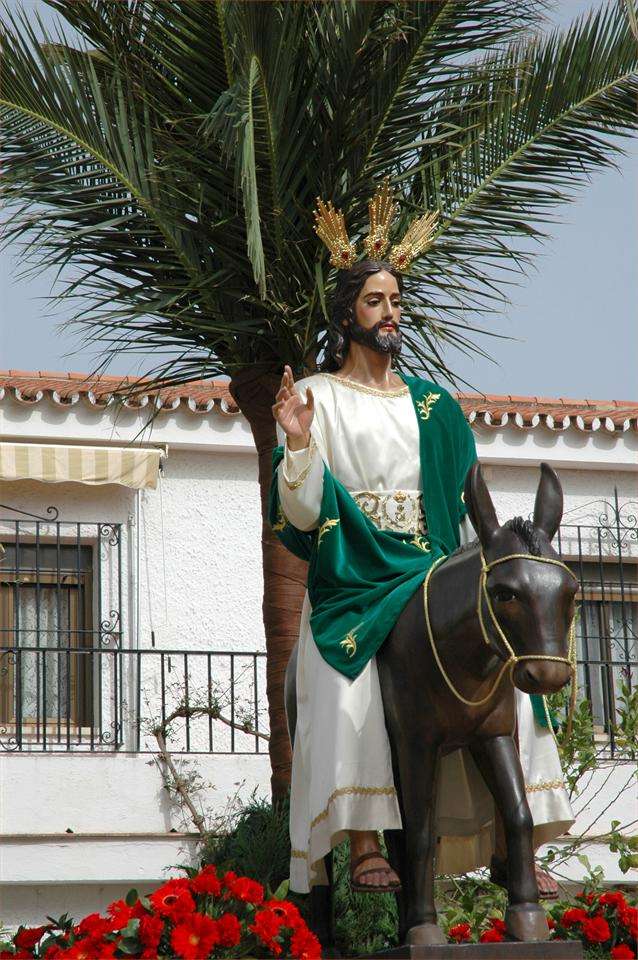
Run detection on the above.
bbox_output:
[614,682,638,759]
[608,819,638,875]
[331,839,399,957]
[546,689,597,796]
[201,793,292,896]
[1,1,637,388]
[436,873,507,935]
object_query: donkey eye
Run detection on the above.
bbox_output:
[494,588,516,603]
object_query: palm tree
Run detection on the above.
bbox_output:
[1,0,637,798]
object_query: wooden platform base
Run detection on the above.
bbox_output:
[370,941,583,959]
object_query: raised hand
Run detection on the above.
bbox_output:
[271,365,314,448]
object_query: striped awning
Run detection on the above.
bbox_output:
[0,442,163,490]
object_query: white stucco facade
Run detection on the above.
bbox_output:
[0,384,636,927]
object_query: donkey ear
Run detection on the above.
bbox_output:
[464,461,499,544]
[533,462,563,540]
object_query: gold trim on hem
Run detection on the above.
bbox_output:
[525,778,565,794]
[318,372,409,398]
[291,849,308,859]
[310,785,397,829]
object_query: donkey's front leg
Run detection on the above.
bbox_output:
[470,735,549,942]
[396,744,446,947]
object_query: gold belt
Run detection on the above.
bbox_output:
[351,489,426,535]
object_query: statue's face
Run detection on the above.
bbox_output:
[345,270,402,356]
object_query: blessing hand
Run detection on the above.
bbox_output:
[271,365,314,448]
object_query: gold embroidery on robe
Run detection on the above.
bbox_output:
[272,505,288,532]
[410,535,431,552]
[340,627,359,658]
[310,785,397,829]
[525,778,565,794]
[416,391,441,422]
[317,517,340,546]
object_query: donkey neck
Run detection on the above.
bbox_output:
[429,541,502,680]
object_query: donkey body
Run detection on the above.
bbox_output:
[285,461,576,949]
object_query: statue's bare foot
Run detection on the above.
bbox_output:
[349,831,401,893]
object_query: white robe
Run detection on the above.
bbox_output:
[276,371,573,893]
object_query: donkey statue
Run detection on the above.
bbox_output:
[286,460,577,951]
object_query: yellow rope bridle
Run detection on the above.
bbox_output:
[422,550,579,729]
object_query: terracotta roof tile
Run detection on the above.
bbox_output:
[0,371,636,433]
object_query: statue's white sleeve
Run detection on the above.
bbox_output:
[275,419,325,532]
[459,513,475,547]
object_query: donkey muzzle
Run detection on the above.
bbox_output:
[512,659,571,694]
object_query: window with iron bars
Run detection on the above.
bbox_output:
[0,514,123,749]
[557,526,637,745]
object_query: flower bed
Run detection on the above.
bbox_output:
[0,866,321,959]
[446,889,638,957]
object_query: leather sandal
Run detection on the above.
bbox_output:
[350,850,402,894]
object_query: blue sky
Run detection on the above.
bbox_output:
[1,0,636,399]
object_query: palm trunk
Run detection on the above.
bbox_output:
[229,365,308,800]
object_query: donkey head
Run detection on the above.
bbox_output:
[463,461,577,695]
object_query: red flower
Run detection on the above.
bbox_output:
[581,916,611,943]
[290,926,322,960]
[600,891,627,910]
[171,913,219,960]
[149,878,195,919]
[561,907,588,927]
[547,916,556,929]
[75,913,112,940]
[43,947,66,959]
[480,928,505,943]
[221,870,238,891]
[14,925,49,950]
[227,875,265,904]
[250,908,284,955]
[611,946,636,959]
[448,922,472,943]
[105,898,144,930]
[139,913,165,949]
[487,917,506,933]
[620,905,638,938]
[263,899,303,929]
[216,913,242,948]
[93,943,118,959]
[65,940,117,960]
[191,864,222,897]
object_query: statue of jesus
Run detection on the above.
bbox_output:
[270,254,573,897]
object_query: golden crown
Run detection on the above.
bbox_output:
[313,177,439,272]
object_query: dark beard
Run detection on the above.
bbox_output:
[348,317,402,357]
